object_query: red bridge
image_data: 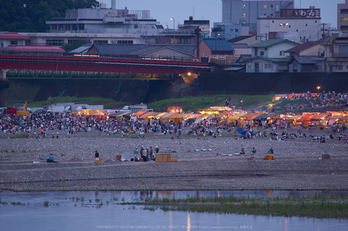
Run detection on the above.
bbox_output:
[0,54,211,74]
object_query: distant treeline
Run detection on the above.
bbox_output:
[0,0,99,32]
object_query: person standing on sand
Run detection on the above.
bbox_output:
[150,146,154,160]
[95,150,99,160]
[134,147,139,160]
[251,147,256,155]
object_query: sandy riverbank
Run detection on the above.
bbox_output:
[1,128,348,192]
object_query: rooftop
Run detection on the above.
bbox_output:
[0,33,30,40]
[250,39,298,48]
[285,41,322,53]
[203,38,235,51]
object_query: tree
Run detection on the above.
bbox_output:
[0,0,99,32]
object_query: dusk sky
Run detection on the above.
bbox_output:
[98,0,345,29]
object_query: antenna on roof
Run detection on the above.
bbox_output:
[193,6,194,19]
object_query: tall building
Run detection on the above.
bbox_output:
[178,16,210,38]
[338,0,348,32]
[222,0,294,31]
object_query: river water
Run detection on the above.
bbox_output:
[0,190,347,231]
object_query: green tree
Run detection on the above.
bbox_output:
[0,0,99,32]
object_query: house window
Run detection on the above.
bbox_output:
[279,51,285,56]
[46,39,64,46]
[10,40,18,45]
[94,40,108,44]
[234,29,239,32]
[264,5,267,8]
[242,13,246,17]
[306,24,308,26]
[338,65,343,70]
[272,21,274,23]
[270,5,273,8]
[242,4,246,8]
[265,64,272,69]
[260,51,264,56]
[118,40,133,44]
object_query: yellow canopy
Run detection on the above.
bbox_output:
[227,113,243,123]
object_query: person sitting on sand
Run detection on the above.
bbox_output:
[240,148,245,155]
[251,147,256,155]
[47,154,56,163]
[267,147,273,154]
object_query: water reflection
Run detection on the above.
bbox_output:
[0,190,347,231]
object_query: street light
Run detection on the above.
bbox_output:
[317,86,321,93]
[170,17,175,59]
[279,22,289,39]
[215,33,220,52]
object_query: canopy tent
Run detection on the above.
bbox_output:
[185,114,202,124]
[122,112,133,117]
[109,111,129,119]
[131,110,148,118]
[173,113,196,124]
[138,112,159,120]
[285,115,302,122]
[328,116,343,125]
[253,113,277,121]
[296,114,315,123]
[158,113,176,120]
[338,115,348,125]
[208,106,232,111]
[197,109,221,115]
[227,113,243,123]
[70,110,107,117]
[238,113,263,121]
[310,113,331,121]
[154,112,168,119]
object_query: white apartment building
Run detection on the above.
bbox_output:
[257,8,321,43]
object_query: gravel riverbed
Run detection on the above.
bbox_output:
[1,129,348,192]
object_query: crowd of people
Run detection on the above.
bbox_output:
[284,91,348,111]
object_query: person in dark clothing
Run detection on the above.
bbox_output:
[95,150,99,159]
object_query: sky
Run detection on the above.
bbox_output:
[98,0,345,29]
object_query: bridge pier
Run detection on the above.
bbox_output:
[0,69,8,80]
[0,69,9,106]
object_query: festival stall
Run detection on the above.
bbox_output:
[296,113,316,128]
[138,112,159,121]
[309,113,331,128]
[109,111,132,119]
[237,113,263,127]
[227,113,244,124]
[70,110,107,118]
[328,115,344,126]
[338,115,348,126]
[167,106,183,113]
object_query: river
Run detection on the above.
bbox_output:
[0,190,347,231]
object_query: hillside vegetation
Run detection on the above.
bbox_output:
[148,95,273,112]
